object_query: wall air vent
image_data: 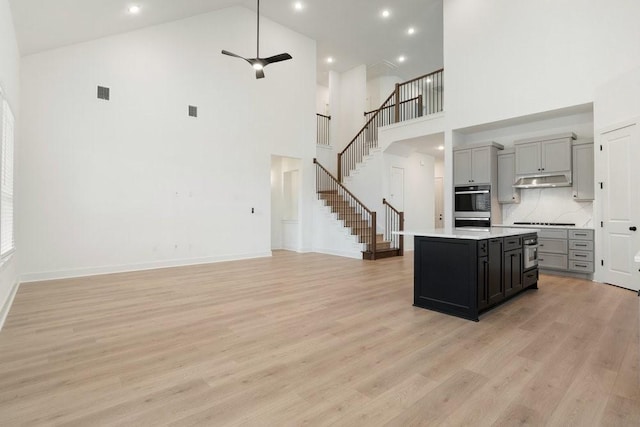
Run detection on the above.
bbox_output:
[97,86,110,101]
[188,105,198,118]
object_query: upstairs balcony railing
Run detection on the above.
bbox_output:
[316,113,331,146]
[338,68,444,181]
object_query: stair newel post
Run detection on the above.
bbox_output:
[417,94,423,118]
[399,211,404,256]
[337,153,342,182]
[394,83,400,123]
[371,211,377,260]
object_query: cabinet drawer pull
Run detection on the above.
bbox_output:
[575,244,587,247]
[575,264,588,268]
[574,233,587,236]
[575,254,587,257]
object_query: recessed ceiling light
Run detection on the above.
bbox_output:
[438,145,444,150]
[381,9,390,18]
[293,2,304,11]
[398,55,406,63]
[326,57,334,64]
[407,27,415,35]
[128,5,141,14]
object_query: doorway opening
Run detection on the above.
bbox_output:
[271,156,302,251]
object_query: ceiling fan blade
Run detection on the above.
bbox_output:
[263,53,293,65]
[256,69,265,79]
[221,50,248,61]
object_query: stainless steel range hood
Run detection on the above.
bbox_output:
[513,174,572,189]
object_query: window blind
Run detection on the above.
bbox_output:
[0,95,15,256]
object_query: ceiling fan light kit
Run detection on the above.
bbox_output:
[221,0,293,79]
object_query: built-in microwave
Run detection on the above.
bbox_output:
[455,185,491,214]
[454,185,492,228]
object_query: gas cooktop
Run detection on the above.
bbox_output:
[513,221,576,226]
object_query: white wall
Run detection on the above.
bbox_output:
[316,84,329,115]
[0,0,20,326]
[594,66,640,131]
[342,147,436,251]
[366,75,402,111]
[18,7,316,281]
[384,152,435,251]
[334,65,367,151]
[458,111,594,148]
[444,0,640,130]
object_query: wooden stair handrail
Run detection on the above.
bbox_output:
[382,198,404,256]
[314,158,378,259]
[382,198,402,216]
[314,159,373,216]
[339,90,396,157]
[338,68,444,181]
[364,96,422,117]
[400,68,444,86]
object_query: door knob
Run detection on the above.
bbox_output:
[630,226,637,231]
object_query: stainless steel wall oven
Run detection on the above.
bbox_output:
[455,185,491,228]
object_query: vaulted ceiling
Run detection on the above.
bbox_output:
[9,0,443,85]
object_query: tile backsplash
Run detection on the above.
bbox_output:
[501,187,593,227]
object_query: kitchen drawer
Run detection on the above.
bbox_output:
[538,229,568,239]
[503,236,522,251]
[568,229,594,240]
[569,260,594,273]
[538,238,568,254]
[569,250,593,262]
[538,253,568,270]
[569,240,593,251]
[523,269,538,287]
[478,240,488,257]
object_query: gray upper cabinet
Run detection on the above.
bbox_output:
[514,142,540,175]
[497,150,519,203]
[453,146,492,185]
[515,133,574,177]
[572,142,594,201]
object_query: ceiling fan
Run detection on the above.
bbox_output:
[221,0,293,79]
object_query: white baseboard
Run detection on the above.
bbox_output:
[20,252,273,284]
[0,281,19,331]
[311,247,362,260]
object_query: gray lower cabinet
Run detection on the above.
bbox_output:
[536,228,594,273]
[568,229,594,272]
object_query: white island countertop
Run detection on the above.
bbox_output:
[395,227,539,240]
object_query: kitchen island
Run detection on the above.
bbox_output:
[397,228,538,321]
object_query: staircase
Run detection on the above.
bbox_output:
[314,159,401,260]
[313,68,443,260]
[318,189,400,260]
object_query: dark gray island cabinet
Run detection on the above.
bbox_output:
[404,228,538,321]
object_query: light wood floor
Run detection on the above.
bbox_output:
[0,251,638,426]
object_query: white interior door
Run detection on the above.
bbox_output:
[434,177,444,228]
[601,123,640,291]
[389,167,405,210]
